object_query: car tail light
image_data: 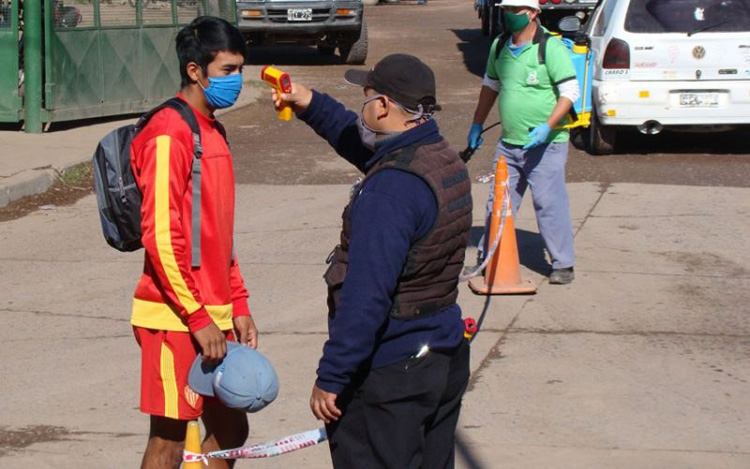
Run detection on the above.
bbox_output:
[540,0,548,3]
[550,0,561,3]
[602,38,630,69]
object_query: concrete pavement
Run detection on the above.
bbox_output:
[1,179,749,468]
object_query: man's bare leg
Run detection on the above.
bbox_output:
[141,416,187,469]
[201,401,249,469]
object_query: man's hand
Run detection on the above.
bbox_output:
[272,83,313,114]
[233,315,258,349]
[523,122,551,150]
[310,385,342,424]
[192,322,226,364]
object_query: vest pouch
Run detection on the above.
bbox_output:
[323,245,349,316]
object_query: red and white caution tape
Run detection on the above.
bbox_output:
[183,427,327,464]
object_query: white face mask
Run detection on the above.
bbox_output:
[357,114,378,151]
[357,94,393,151]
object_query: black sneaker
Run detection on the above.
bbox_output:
[549,267,574,285]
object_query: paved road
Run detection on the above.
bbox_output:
[1,0,750,468]
[222,1,750,187]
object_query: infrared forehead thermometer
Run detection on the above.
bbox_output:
[261,66,293,121]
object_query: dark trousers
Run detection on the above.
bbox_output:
[326,339,470,469]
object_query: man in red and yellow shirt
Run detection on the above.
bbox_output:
[129,16,254,469]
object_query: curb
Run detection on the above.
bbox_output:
[1,168,60,208]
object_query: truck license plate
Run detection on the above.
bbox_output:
[287,8,312,21]
[679,92,718,107]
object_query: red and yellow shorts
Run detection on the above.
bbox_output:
[133,327,235,420]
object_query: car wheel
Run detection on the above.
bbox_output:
[588,106,617,155]
[339,21,368,65]
[481,3,489,36]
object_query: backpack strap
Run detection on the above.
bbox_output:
[534,20,549,65]
[494,32,511,60]
[210,118,235,262]
[159,98,205,268]
[214,120,229,148]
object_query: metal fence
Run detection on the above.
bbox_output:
[0,0,21,123]
[1,0,235,132]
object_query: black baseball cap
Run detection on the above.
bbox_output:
[344,54,441,112]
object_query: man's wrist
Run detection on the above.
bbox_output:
[187,307,212,333]
[232,297,251,318]
[315,377,345,395]
[296,89,321,121]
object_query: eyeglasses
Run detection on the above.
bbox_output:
[361,94,386,112]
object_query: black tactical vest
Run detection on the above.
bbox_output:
[323,139,472,320]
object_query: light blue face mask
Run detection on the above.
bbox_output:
[200,73,243,109]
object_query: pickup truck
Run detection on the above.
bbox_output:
[236,0,367,64]
[476,0,600,38]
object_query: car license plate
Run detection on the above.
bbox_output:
[679,92,719,107]
[287,8,312,21]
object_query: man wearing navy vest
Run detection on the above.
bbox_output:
[272,54,472,468]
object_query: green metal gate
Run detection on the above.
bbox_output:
[0,0,235,132]
[0,0,21,122]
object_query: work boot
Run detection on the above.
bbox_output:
[549,267,574,285]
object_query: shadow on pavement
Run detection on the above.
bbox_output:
[468,225,484,249]
[517,229,550,276]
[455,429,486,469]
[571,127,750,156]
[246,45,348,66]
[0,113,139,133]
[451,28,492,78]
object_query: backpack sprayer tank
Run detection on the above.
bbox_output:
[556,34,594,129]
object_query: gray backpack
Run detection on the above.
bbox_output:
[92,97,225,267]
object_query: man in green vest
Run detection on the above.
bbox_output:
[468,0,580,284]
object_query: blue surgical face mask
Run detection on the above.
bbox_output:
[200,73,243,109]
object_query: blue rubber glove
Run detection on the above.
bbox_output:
[523,122,551,150]
[468,123,484,150]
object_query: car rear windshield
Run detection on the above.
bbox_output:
[625,0,750,33]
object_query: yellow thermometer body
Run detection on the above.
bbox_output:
[261,66,293,121]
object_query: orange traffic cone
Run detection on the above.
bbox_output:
[183,420,203,468]
[469,155,536,295]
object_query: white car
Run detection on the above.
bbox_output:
[583,0,750,154]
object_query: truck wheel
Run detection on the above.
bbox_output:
[588,106,617,155]
[340,21,368,65]
[481,2,489,36]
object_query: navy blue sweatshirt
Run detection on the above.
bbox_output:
[298,91,465,394]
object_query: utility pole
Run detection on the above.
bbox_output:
[23,0,43,133]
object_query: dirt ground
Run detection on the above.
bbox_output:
[0,163,93,222]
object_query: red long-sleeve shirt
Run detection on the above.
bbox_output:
[129,95,249,333]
